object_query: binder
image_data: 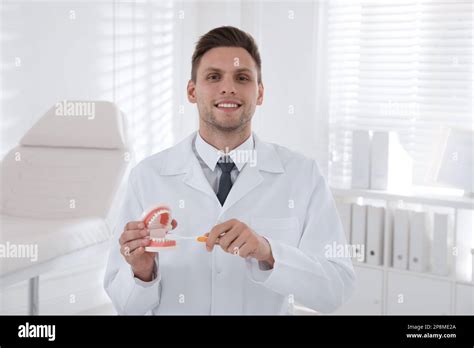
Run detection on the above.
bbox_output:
[409,211,431,273]
[435,128,473,193]
[432,213,450,276]
[351,204,367,262]
[393,209,409,270]
[351,130,371,189]
[386,132,414,192]
[367,206,385,265]
[370,132,389,190]
[335,200,352,243]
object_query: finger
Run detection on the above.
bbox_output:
[218,226,241,251]
[238,242,256,258]
[206,221,235,251]
[123,237,150,255]
[125,221,145,231]
[120,228,148,245]
[128,246,149,263]
[120,228,149,245]
[121,244,132,258]
[226,233,248,254]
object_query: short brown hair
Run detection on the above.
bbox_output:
[191,26,262,83]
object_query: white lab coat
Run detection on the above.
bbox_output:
[104,132,356,315]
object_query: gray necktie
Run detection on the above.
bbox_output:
[216,157,235,206]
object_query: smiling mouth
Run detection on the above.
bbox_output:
[214,102,242,112]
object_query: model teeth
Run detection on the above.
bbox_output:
[217,103,239,108]
[148,209,170,225]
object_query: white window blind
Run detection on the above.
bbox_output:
[114,0,174,163]
[327,0,473,189]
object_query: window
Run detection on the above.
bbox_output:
[114,0,174,163]
[326,0,473,190]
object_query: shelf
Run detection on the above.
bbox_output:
[331,188,474,210]
[353,262,474,285]
[456,280,474,287]
[353,262,384,271]
[385,267,453,283]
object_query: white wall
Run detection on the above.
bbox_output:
[1,0,114,159]
[255,1,328,174]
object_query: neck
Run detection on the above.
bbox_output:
[198,127,251,152]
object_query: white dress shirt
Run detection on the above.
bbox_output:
[193,131,254,194]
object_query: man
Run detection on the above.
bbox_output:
[104,26,355,315]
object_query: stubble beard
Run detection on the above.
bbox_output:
[200,103,253,133]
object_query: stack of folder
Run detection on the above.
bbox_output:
[334,200,454,276]
[392,210,451,275]
[351,130,413,191]
[335,201,386,265]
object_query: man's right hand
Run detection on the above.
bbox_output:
[119,221,156,282]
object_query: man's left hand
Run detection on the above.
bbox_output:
[205,219,275,268]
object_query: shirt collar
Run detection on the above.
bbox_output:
[195,131,254,172]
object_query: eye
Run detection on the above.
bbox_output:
[207,73,220,81]
[237,75,250,82]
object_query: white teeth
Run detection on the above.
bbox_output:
[217,103,239,108]
[148,209,169,226]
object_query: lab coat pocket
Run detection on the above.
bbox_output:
[250,217,300,246]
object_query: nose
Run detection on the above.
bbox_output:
[219,75,237,95]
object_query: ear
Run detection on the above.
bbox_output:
[256,83,264,106]
[187,79,197,104]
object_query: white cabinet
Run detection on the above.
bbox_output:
[386,272,451,315]
[332,188,473,315]
[455,283,474,314]
[334,265,383,314]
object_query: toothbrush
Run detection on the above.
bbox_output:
[166,234,225,244]
[166,234,210,243]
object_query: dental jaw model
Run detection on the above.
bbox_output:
[141,205,211,252]
[142,205,178,252]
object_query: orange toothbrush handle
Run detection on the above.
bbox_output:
[196,236,208,243]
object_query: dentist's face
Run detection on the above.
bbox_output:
[187,47,264,133]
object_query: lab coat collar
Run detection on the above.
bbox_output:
[159,131,284,212]
[253,133,285,174]
[160,131,284,176]
[195,131,254,172]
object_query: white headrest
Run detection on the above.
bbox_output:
[20,100,126,149]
